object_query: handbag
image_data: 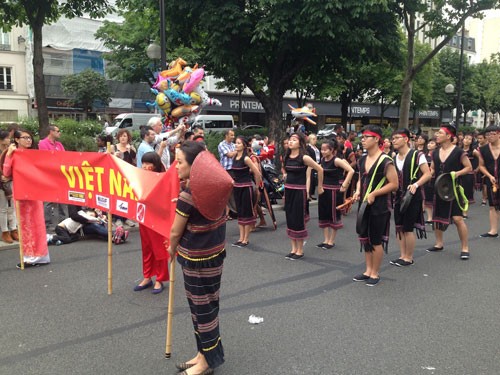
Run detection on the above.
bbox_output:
[1,179,13,198]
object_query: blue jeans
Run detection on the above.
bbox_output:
[83,223,109,240]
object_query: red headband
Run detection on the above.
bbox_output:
[362,131,381,140]
[441,127,454,136]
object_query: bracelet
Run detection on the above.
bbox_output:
[414,182,419,188]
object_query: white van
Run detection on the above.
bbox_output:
[105,113,159,136]
[190,115,234,133]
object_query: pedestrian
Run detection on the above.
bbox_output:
[39,124,66,231]
[423,138,437,223]
[478,125,500,238]
[114,129,137,166]
[389,129,431,267]
[352,125,398,286]
[476,131,489,205]
[306,133,320,200]
[461,133,480,218]
[316,139,354,249]
[136,126,156,168]
[230,136,262,247]
[0,130,17,243]
[283,132,324,260]
[218,129,236,219]
[167,141,232,375]
[134,152,169,294]
[427,124,472,260]
[3,129,50,268]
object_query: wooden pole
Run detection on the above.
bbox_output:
[107,142,113,295]
[165,259,176,358]
[15,201,24,270]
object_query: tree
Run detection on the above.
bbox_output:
[161,0,401,142]
[392,0,499,129]
[468,55,500,127]
[95,0,199,84]
[61,69,111,120]
[0,0,113,137]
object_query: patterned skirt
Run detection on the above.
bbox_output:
[182,264,225,369]
[318,186,343,229]
[284,186,309,239]
[233,184,256,226]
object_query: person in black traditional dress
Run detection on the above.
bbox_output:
[231,136,262,247]
[460,133,480,218]
[476,131,489,205]
[423,138,437,224]
[167,141,231,375]
[283,132,324,260]
[478,125,500,238]
[427,125,472,260]
[316,139,354,249]
[389,129,431,267]
[352,126,398,286]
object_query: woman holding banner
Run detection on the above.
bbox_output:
[133,152,169,294]
[2,129,50,268]
[167,141,233,375]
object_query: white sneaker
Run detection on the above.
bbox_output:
[115,219,124,227]
[124,219,136,227]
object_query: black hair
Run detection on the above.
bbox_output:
[0,130,10,141]
[184,131,194,140]
[141,151,166,172]
[361,125,383,146]
[13,129,34,149]
[392,128,411,138]
[235,136,250,158]
[322,139,338,153]
[180,140,206,165]
[284,132,307,164]
[484,125,500,133]
[222,129,233,137]
[140,125,153,140]
[97,134,113,145]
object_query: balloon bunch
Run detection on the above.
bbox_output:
[147,57,222,127]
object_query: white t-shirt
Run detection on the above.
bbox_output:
[396,152,427,172]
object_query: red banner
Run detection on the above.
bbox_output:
[12,150,180,238]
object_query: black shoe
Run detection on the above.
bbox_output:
[353,273,370,282]
[239,242,249,248]
[425,220,433,225]
[231,241,243,247]
[398,260,415,267]
[285,253,295,259]
[322,244,335,249]
[479,232,498,238]
[426,246,444,252]
[310,196,317,200]
[481,201,487,206]
[290,253,304,260]
[316,243,326,248]
[16,262,48,269]
[460,252,470,260]
[390,258,403,266]
[366,277,380,286]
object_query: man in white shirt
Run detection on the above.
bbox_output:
[147,117,185,169]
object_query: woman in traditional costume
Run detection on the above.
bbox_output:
[283,132,323,260]
[3,129,50,268]
[460,133,479,218]
[231,136,262,247]
[316,139,354,249]
[167,141,233,375]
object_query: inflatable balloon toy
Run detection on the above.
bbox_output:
[160,57,187,79]
[189,92,202,105]
[165,81,192,106]
[171,104,200,118]
[176,63,198,85]
[152,73,169,90]
[288,104,317,125]
[193,85,222,107]
[156,92,171,113]
[183,67,205,93]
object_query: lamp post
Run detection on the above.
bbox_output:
[445,83,455,125]
[456,25,466,127]
[159,0,166,71]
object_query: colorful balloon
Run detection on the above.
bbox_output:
[183,67,205,93]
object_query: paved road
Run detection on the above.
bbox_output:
[1,198,499,375]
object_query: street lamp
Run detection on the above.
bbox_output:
[444,83,454,125]
[146,42,161,62]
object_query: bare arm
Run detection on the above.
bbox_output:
[455,153,473,178]
[408,161,432,194]
[166,212,189,258]
[303,155,324,194]
[335,158,355,192]
[244,156,262,186]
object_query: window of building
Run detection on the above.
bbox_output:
[467,38,473,50]
[43,47,73,76]
[0,29,10,51]
[0,67,13,90]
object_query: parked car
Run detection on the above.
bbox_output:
[317,123,337,139]
[241,124,264,130]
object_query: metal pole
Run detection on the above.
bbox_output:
[160,0,166,70]
[456,25,465,127]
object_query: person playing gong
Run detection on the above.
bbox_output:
[390,129,431,267]
[477,125,500,239]
[352,125,398,286]
[428,124,472,260]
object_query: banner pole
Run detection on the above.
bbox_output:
[107,142,113,295]
[15,200,24,270]
[165,259,176,358]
